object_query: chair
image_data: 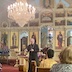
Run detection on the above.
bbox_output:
[18,65,23,72]
[18,65,26,72]
[36,67,50,72]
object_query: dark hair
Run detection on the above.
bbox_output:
[47,49,54,58]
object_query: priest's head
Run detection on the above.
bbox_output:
[30,38,35,44]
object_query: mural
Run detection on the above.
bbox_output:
[29,21,39,26]
[67,10,72,17]
[40,11,53,23]
[67,30,72,46]
[41,26,47,48]
[31,32,36,43]
[55,19,65,26]
[56,31,64,49]
[30,31,39,44]
[1,32,8,46]
[41,26,53,48]
[11,32,18,48]
[20,32,28,52]
[55,11,65,17]
[47,27,53,48]
[57,3,64,8]
[12,33,17,46]
[67,19,72,25]
[43,0,51,8]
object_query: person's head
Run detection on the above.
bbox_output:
[30,38,35,44]
[47,49,54,58]
[59,45,72,64]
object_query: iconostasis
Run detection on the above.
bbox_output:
[10,31,19,48]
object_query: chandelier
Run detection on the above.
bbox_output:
[7,1,36,27]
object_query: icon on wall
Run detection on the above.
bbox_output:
[11,32,18,48]
[56,31,64,49]
[40,11,53,23]
[55,19,65,26]
[1,32,8,46]
[30,31,39,44]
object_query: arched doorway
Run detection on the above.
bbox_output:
[20,32,28,51]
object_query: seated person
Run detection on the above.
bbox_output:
[39,49,57,68]
[50,45,72,72]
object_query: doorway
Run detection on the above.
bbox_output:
[20,32,28,51]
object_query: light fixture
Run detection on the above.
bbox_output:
[7,1,36,27]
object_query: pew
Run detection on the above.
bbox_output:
[36,67,50,72]
[18,65,23,72]
[18,65,26,72]
[31,61,36,72]
[18,60,36,72]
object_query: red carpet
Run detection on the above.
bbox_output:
[2,64,19,72]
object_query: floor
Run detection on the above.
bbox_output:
[2,64,19,72]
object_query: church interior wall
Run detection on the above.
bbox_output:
[0,26,72,60]
[0,0,72,61]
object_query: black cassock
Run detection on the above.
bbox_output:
[27,43,39,72]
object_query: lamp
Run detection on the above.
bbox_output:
[7,1,36,27]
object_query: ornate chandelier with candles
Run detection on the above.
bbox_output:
[7,1,36,27]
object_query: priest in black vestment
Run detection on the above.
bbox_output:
[27,38,39,72]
